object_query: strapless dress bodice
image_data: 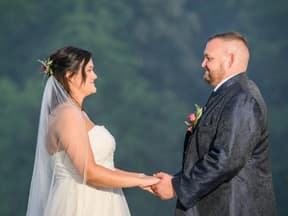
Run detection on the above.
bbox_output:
[51,125,116,181]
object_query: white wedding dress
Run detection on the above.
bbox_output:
[45,125,131,216]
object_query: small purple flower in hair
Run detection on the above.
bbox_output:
[38,59,53,76]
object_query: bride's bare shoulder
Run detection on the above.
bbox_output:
[53,103,82,120]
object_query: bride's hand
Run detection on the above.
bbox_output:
[138,174,159,188]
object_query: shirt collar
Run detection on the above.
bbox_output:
[213,74,238,92]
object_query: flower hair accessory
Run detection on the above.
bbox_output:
[185,104,203,132]
[38,59,53,76]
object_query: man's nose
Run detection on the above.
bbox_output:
[201,59,206,68]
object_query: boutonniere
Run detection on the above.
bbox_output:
[184,104,203,132]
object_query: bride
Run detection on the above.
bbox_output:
[26,46,159,216]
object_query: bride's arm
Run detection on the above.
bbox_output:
[85,160,157,188]
[114,168,145,177]
[56,106,159,188]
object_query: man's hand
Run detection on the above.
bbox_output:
[151,172,176,200]
[140,185,157,194]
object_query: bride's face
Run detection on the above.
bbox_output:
[68,59,97,97]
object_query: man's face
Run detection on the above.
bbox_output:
[201,38,228,88]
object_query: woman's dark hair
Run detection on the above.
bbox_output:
[49,46,92,93]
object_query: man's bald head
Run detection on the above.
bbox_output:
[208,32,249,48]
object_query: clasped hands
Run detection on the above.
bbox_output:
[142,172,176,200]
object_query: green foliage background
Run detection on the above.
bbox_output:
[0,0,287,215]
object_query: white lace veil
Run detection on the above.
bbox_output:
[26,76,88,216]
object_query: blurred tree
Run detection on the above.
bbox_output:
[125,0,207,104]
[0,0,287,215]
[0,76,42,216]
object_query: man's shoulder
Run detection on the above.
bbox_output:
[226,76,263,101]
[223,78,268,121]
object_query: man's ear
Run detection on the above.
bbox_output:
[226,52,234,69]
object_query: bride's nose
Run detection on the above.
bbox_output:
[92,71,97,80]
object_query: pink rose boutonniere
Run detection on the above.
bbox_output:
[184,104,203,132]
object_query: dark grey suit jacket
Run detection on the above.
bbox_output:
[172,73,276,216]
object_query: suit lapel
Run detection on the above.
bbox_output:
[182,131,192,168]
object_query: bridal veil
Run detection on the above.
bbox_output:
[26,76,88,215]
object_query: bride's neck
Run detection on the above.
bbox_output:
[69,93,84,111]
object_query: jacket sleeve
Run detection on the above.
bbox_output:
[172,93,264,208]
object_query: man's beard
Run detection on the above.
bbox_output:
[203,70,212,84]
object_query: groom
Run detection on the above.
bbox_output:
[152,32,277,216]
